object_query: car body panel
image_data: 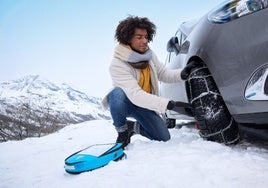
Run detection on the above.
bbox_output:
[160,3,268,125]
[187,9,268,118]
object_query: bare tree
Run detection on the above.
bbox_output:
[0,100,70,142]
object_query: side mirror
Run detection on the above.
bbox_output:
[166,36,180,54]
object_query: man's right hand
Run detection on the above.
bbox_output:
[167,100,192,116]
[180,61,200,80]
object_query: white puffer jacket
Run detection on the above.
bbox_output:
[102,44,182,114]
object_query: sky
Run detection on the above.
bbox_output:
[0,0,221,97]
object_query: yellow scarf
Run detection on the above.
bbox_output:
[138,66,151,93]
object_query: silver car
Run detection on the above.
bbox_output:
[160,0,268,144]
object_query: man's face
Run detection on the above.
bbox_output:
[129,28,149,53]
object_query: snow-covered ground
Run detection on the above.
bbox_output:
[1,120,268,188]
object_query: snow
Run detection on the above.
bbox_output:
[1,120,268,188]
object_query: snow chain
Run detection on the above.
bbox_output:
[199,117,240,145]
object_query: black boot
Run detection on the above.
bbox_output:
[116,130,130,148]
[126,120,136,137]
[116,120,137,148]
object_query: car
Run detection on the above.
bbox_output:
[160,0,268,144]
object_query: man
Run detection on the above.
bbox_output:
[102,16,194,148]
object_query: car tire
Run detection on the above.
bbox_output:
[186,62,240,144]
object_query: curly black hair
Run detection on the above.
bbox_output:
[115,16,156,45]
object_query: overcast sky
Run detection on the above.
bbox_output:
[0,0,220,97]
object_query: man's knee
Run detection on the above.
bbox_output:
[109,87,125,97]
[109,87,126,100]
[108,87,131,112]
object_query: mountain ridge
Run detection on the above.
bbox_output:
[0,75,110,142]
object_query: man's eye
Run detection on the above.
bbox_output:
[135,35,148,39]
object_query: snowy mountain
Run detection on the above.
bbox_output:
[1,120,268,188]
[0,75,110,141]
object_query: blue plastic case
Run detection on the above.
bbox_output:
[64,143,125,174]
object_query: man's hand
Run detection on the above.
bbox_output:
[167,101,192,110]
[167,101,192,117]
[181,61,200,80]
